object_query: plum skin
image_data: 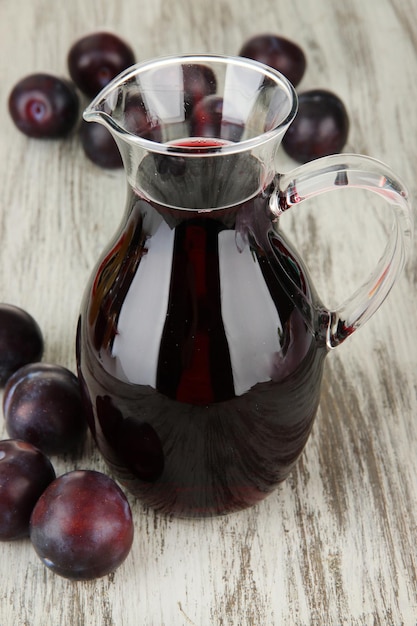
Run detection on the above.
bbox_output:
[239,34,307,87]
[68,31,136,97]
[79,120,123,169]
[3,362,88,455]
[282,89,350,163]
[8,74,79,139]
[30,470,134,580]
[0,304,43,387]
[0,439,56,541]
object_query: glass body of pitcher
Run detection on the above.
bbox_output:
[76,55,412,517]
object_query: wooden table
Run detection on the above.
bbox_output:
[1,0,416,624]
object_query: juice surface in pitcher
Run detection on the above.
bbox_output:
[76,158,327,517]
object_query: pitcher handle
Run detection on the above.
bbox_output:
[271,153,413,348]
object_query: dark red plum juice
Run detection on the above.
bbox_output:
[77,156,327,517]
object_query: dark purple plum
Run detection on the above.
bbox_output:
[3,363,87,455]
[282,89,349,163]
[239,34,306,87]
[190,95,244,142]
[123,94,162,141]
[182,63,217,115]
[0,439,55,541]
[79,120,123,169]
[30,470,134,580]
[68,31,135,98]
[0,304,43,387]
[8,74,79,139]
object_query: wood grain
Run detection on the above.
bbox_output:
[0,0,416,624]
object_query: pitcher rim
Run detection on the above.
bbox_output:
[83,53,299,157]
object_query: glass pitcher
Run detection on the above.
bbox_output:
[76,55,412,517]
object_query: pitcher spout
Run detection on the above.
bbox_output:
[82,104,108,126]
[83,81,126,132]
[81,55,297,210]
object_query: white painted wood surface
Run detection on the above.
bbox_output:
[1,0,416,624]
